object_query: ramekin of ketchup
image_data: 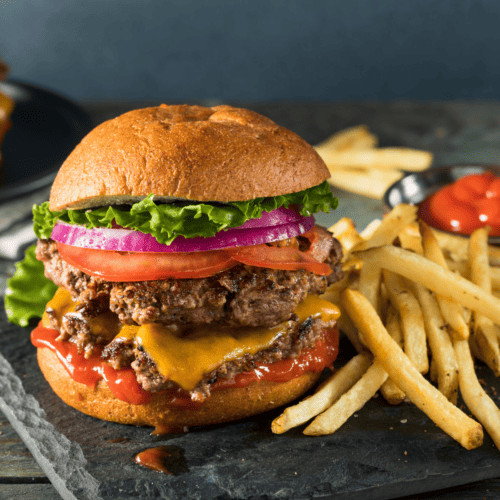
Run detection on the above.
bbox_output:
[383,165,500,241]
[418,171,500,236]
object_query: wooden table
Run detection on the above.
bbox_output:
[3,100,500,499]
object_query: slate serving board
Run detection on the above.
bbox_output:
[2,306,500,500]
[4,100,500,499]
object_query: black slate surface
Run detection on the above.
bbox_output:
[4,101,500,499]
[2,305,500,500]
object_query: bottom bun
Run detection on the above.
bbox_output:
[37,347,322,428]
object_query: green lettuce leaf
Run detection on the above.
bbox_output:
[5,245,57,327]
[32,181,338,245]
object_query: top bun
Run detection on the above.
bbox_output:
[49,104,330,210]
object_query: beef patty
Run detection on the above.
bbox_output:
[102,314,337,402]
[37,226,343,333]
[37,225,343,399]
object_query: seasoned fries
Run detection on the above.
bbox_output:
[273,203,500,454]
[304,359,388,436]
[318,148,432,172]
[321,273,364,353]
[411,282,458,403]
[383,270,428,374]
[419,221,470,340]
[328,217,364,259]
[314,125,377,152]
[354,245,500,327]
[341,289,483,450]
[355,204,418,251]
[315,125,432,199]
[454,338,500,449]
[469,227,500,376]
[324,168,403,200]
[379,305,406,405]
[272,352,372,434]
[357,263,382,316]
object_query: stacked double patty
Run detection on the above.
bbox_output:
[36,227,343,402]
[36,228,342,402]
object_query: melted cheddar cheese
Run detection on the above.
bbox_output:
[42,288,340,391]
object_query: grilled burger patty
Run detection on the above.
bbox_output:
[102,314,336,402]
[36,226,343,332]
[37,225,343,400]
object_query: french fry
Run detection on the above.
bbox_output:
[463,306,473,327]
[380,305,406,405]
[321,273,354,304]
[429,357,438,383]
[383,270,428,374]
[275,210,500,447]
[411,282,459,403]
[355,204,418,251]
[398,222,423,254]
[328,217,359,240]
[360,219,382,240]
[318,148,432,172]
[327,168,403,200]
[419,220,470,340]
[321,273,365,353]
[469,226,494,299]
[342,255,363,273]
[400,223,500,265]
[303,359,388,436]
[469,227,500,376]
[454,338,500,450]
[378,282,390,321]
[272,352,373,434]
[341,289,483,450]
[433,228,500,266]
[445,259,468,278]
[314,125,378,152]
[328,217,364,259]
[353,245,500,329]
[491,266,500,289]
[469,333,486,362]
[357,263,382,317]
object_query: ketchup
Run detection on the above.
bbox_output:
[134,445,188,475]
[31,323,339,406]
[213,326,339,390]
[31,324,151,405]
[418,171,500,236]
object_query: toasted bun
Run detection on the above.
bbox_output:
[49,104,329,211]
[37,347,321,427]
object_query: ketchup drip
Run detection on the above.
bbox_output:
[31,322,339,406]
[134,445,188,475]
[31,324,151,405]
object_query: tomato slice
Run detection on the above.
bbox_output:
[227,243,332,275]
[56,241,237,281]
[57,225,333,281]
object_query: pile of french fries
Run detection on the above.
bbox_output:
[314,126,433,199]
[272,204,500,451]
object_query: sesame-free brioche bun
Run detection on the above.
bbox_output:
[49,104,330,211]
[37,347,322,428]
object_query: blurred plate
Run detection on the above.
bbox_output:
[0,81,92,202]
[383,164,500,244]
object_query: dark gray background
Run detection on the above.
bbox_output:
[1,0,498,102]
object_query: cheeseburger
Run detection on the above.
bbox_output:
[6,104,343,428]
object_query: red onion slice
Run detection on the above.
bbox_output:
[51,209,315,253]
[235,206,303,228]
